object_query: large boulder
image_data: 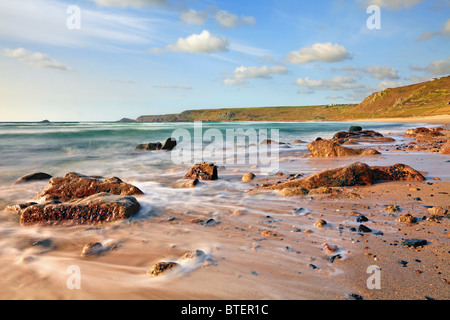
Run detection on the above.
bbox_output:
[332,130,395,144]
[184,162,218,180]
[307,139,380,157]
[262,162,425,191]
[11,193,141,226]
[34,173,143,202]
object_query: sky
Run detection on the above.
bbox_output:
[0,0,449,121]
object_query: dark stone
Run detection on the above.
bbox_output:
[161,138,177,150]
[358,224,372,233]
[348,126,363,132]
[345,293,364,300]
[356,215,369,223]
[14,172,52,185]
[402,239,428,248]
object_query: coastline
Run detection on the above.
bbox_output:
[0,120,448,300]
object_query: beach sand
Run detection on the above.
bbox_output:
[0,122,448,300]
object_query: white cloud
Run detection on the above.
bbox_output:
[214,10,256,28]
[157,30,229,54]
[4,48,72,71]
[295,76,361,91]
[287,42,351,64]
[362,66,399,79]
[90,0,169,8]
[180,9,208,25]
[359,0,424,10]
[223,65,287,86]
[419,18,450,41]
[234,65,287,79]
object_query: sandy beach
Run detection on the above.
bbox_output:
[0,120,448,301]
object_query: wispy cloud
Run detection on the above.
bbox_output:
[223,65,287,86]
[359,0,424,10]
[214,10,256,28]
[418,18,450,41]
[4,48,72,71]
[0,0,166,50]
[179,9,208,25]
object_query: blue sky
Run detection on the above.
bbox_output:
[0,0,449,121]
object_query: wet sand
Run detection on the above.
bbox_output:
[0,124,448,300]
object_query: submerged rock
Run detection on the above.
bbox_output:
[184,162,218,181]
[307,139,381,157]
[13,172,52,185]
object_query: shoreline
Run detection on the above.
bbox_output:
[0,122,448,300]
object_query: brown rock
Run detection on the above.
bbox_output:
[315,219,327,228]
[386,205,401,213]
[397,214,417,223]
[178,249,206,261]
[323,244,339,253]
[184,162,218,181]
[18,193,141,226]
[370,164,425,182]
[405,127,444,139]
[148,262,179,276]
[308,187,333,195]
[427,207,447,215]
[279,187,309,197]
[34,173,143,202]
[242,172,256,182]
[176,179,199,188]
[440,141,450,154]
[260,162,425,191]
[81,242,103,257]
[307,139,380,158]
